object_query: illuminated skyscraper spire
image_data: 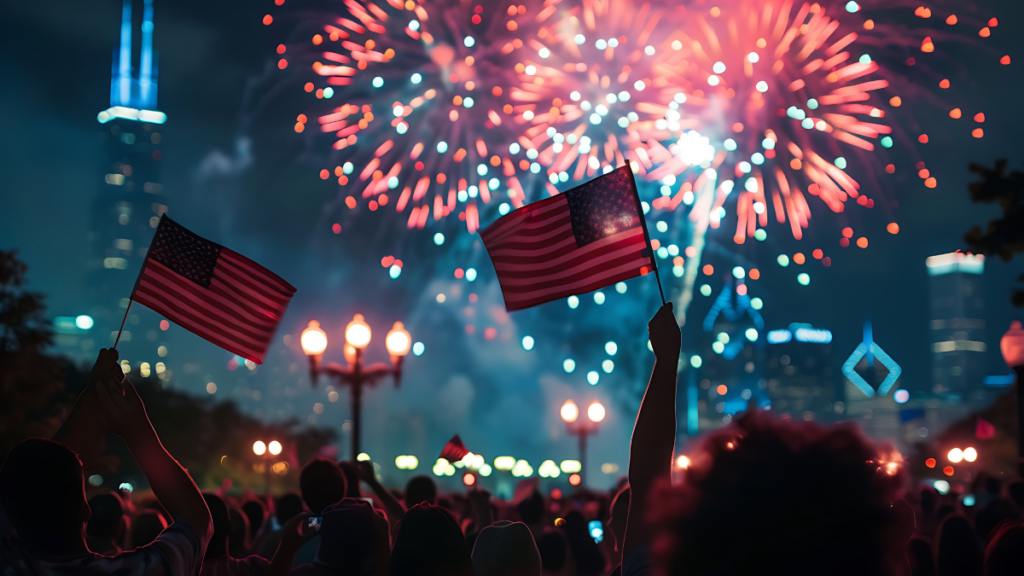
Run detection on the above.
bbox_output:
[99,0,165,124]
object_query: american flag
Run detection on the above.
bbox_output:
[131,216,296,364]
[481,166,656,311]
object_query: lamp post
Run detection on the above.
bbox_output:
[560,400,605,487]
[1000,321,1024,477]
[300,316,411,459]
[253,439,282,496]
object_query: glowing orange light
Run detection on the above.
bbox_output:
[345,196,357,209]
[925,177,937,188]
[990,18,999,27]
[812,249,823,259]
[943,466,954,476]
[885,164,895,174]
[703,264,714,276]
[554,518,566,527]
[887,223,900,235]
[793,253,806,265]
[732,123,744,133]
[709,6,720,17]
[675,455,691,469]
[262,14,273,25]
[716,384,727,395]
[979,27,991,38]
[925,458,936,468]
[950,108,961,119]
[946,15,957,25]
[842,227,854,238]
[974,113,986,123]
[312,34,322,45]
[749,269,760,280]
[278,59,288,69]
[939,79,950,89]
[463,473,476,486]
[856,237,869,249]
[918,134,929,144]
[1001,55,1011,65]
[319,169,329,180]
[863,19,874,30]
[920,37,934,52]
[889,96,902,107]
[918,169,930,179]
[160,320,170,331]
[972,128,984,139]
[304,82,314,93]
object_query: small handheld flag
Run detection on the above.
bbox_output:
[480,165,662,311]
[439,434,471,463]
[119,215,296,364]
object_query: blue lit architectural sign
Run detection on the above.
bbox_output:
[842,321,901,398]
[766,323,832,344]
[702,280,764,333]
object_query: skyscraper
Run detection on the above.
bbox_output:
[88,0,167,346]
[926,252,986,396]
[763,323,839,421]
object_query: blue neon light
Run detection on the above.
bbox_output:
[703,280,764,332]
[842,341,902,398]
[102,0,164,124]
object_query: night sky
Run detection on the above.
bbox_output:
[3,0,1024,489]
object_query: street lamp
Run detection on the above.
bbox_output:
[300,316,411,459]
[1000,321,1024,476]
[560,400,605,487]
[253,439,282,495]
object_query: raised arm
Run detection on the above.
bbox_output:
[94,377,213,542]
[53,348,122,467]
[622,303,680,563]
[358,460,406,532]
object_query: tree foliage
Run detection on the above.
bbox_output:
[0,248,337,493]
[963,160,1024,305]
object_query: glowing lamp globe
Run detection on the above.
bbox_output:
[345,314,372,349]
[963,447,978,462]
[587,401,606,423]
[268,440,282,456]
[948,448,964,463]
[386,322,412,357]
[560,400,579,423]
[300,321,328,356]
[1001,321,1024,368]
[253,441,267,456]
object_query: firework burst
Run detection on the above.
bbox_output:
[281,0,553,236]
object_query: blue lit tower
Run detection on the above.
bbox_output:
[88,0,167,346]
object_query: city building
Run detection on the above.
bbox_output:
[686,278,769,434]
[926,252,986,397]
[763,322,839,421]
[86,0,168,349]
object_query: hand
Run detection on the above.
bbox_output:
[281,513,317,548]
[90,348,124,386]
[648,303,681,362]
[94,378,152,439]
[468,488,491,506]
[357,460,377,484]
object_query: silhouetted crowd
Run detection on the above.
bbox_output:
[2,304,1024,575]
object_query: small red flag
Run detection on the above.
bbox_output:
[439,435,470,463]
[975,418,996,440]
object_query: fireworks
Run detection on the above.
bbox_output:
[285,0,547,234]
[500,0,683,191]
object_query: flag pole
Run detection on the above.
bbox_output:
[112,300,132,350]
[114,214,162,350]
[626,165,667,306]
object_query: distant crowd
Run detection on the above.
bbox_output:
[2,304,1023,575]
